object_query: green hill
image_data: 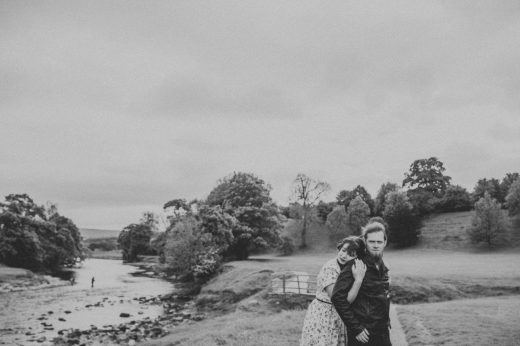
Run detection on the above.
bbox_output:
[79,228,120,239]
[282,212,520,253]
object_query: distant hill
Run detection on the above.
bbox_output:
[80,228,120,239]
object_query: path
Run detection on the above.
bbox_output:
[390,304,408,346]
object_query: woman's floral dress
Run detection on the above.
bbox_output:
[300,258,346,346]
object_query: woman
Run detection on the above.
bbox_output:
[300,237,366,346]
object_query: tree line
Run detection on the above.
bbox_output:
[2,157,518,276]
[117,157,520,283]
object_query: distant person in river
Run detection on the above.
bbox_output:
[300,236,367,346]
[91,276,95,288]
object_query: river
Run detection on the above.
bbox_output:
[0,259,174,345]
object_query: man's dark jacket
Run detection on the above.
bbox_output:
[331,256,391,337]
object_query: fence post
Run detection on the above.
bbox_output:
[297,275,301,294]
[282,274,286,295]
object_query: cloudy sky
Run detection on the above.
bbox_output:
[1,1,519,230]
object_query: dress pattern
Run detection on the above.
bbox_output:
[300,258,346,346]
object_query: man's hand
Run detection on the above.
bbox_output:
[356,328,370,343]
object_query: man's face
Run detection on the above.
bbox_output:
[365,231,386,260]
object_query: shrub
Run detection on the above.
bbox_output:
[467,193,509,248]
[436,185,473,212]
[277,236,295,256]
[383,191,421,246]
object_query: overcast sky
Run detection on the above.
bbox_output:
[1,1,519,230]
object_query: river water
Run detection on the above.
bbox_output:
[0,259,174,345]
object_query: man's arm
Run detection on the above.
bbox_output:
[331,265,365,335]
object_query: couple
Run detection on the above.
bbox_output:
[300,221,391,346]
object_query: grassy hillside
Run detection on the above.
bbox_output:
[281,212,520,253]
[80,228,120,239]
[417,211,520,250]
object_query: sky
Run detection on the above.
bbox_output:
[1,1,520,230]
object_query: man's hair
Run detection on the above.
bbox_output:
[336,236,365,257]
[362,221,387,241]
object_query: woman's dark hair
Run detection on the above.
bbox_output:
[336,236,365,258]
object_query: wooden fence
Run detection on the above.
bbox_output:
[271,273,317,296]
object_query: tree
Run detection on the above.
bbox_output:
[316,201,335,223]
[346,196,370,235]
[402,157,451,197]
[207,172,282,259]
[291,173,330,248]
[406,188,437,216]
[501,173,520,204]
[337,185,375,215]
[383,191,421,246]
[374,182,399,216]
[436,185,473,212]
[467,193,508,248]
[472,178,503,204]
[506,179,520,216]
[118,223,153,262]
[0,194,85,271]
[326,206,350,236]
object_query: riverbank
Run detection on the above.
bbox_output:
[0,265,70,293]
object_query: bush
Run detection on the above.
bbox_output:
[383,191,421,247]
[436,185,473,213]
[277,236,295,256]
[468,193,509,248]
[407,189,437,216]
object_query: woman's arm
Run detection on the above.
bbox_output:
[325,259,366,302]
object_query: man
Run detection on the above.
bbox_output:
[331,222,391,346]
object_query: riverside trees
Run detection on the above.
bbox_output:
[0,194,85,271]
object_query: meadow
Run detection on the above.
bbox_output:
[141,211,520,346]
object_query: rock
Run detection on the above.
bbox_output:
[64,310,71,314]
[59,318,66,322]
[128,340,136,346]
[120,313,131,318]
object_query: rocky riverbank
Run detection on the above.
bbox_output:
[48,293,205,345]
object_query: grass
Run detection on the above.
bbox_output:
[397,296,520,346]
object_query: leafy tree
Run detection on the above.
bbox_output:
[346,196,370,235]
[406,188,437,216]
[140,212,159,232]
[467,193,508,248]
[291,173,330,248]
[337,186,375,215]
[326,206,350,236]
[501,173,520,204]
[383,191,421,246]
[118,223,153,262]
[207,172,282,259]
[436,185,473,212]
[506,179,520,216]
[0,194,85,271]
[163,216,206,279]
[472,178,503,204]
[374,182,399,216]
[402,157,451,197]
[316,201,335,223]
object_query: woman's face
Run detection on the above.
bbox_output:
[337,243,356,264]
